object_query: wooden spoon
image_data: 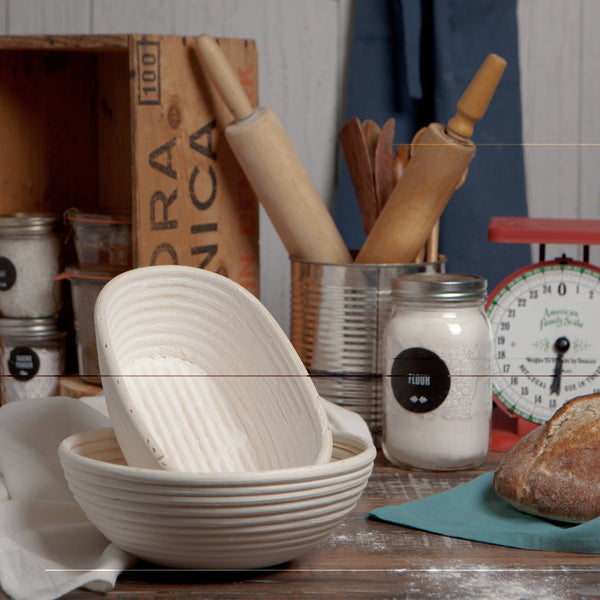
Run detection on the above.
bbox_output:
[374,118,395,211]
[339,116,379,236]
[362,119,381,168]
[392,143,410,187]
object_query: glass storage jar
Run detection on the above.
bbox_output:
[65,209,132,270]
[382,273,493,471]
[63,266,114,385]
[0,213,63,318]
[0,317,66,404]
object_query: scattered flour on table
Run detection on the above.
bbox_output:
[397,562,577,600]
[328,531,388,552]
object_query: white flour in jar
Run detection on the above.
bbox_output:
[382,274,493,471]
[0,234,62,318]
[1,345,63,403]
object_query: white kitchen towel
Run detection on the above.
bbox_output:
[0,394,371,600]
[0,396,135,600]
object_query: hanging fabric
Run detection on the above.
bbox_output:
[334,0,530,290]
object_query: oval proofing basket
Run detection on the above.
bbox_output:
[94,265,332,472]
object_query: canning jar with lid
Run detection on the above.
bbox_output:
[61,266,114,385]
[0,213,63,318]
[382,272,493,471]
[0,317,66,404]
[65,209,132,270]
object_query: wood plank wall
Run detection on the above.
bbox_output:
[1,0,598,332]
[518,0,600,266]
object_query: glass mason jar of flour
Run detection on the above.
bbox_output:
[0,213,63,318]
[0,317,66,404]
[382,273,493,470]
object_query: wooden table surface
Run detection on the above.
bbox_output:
[42,451,600,600]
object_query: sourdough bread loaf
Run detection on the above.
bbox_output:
[493,393,600,523]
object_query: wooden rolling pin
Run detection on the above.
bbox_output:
[355,53,507,264]
[196,35,351,264]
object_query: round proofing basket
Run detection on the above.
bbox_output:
[59,427,375,569]
[94,265,332,472]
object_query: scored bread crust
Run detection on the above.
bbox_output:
[493,393,600,523]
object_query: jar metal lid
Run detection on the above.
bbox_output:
[0,212,62,235]
[0,317,63,338]
[392,273,487,301]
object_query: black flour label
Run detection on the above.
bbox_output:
[8,347,40,381]
[390,347,450,413]
[0,257,16,291]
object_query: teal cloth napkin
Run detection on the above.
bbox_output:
[368,472,600,553]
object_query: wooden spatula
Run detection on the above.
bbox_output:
[339,117,379,236]
[362,119,381,168]
[373,118,395,212]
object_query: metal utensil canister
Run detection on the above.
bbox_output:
[290,256,446,444]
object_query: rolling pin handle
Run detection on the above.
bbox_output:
[196,35,254,121]
[446,53,507,139]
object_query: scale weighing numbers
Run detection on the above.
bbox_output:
[486,216,600,450]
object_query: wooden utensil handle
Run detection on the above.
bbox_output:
[226,107,352,264]
[355,123,475,264]
[447,53,507,139]
[339,117,378,236]
[196,35,253,121]
[197,34,351,264]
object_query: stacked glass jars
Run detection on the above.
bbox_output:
[0,213,66,403]
[63,210,132,385]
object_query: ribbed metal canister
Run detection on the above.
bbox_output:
[290,257,446,443]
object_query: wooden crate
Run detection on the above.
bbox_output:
[0,34,259,294]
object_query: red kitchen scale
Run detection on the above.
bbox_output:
[485,216,600,451]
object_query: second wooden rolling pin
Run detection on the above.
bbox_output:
[196,35,351,264]
[355,53,507,264]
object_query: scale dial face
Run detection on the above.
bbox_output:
[486,259,600,424]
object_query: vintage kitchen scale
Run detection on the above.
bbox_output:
[486,216,600,450]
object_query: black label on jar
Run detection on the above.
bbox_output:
[0,257,16,291]
[8,346,40,381]
[390,347,450,413]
